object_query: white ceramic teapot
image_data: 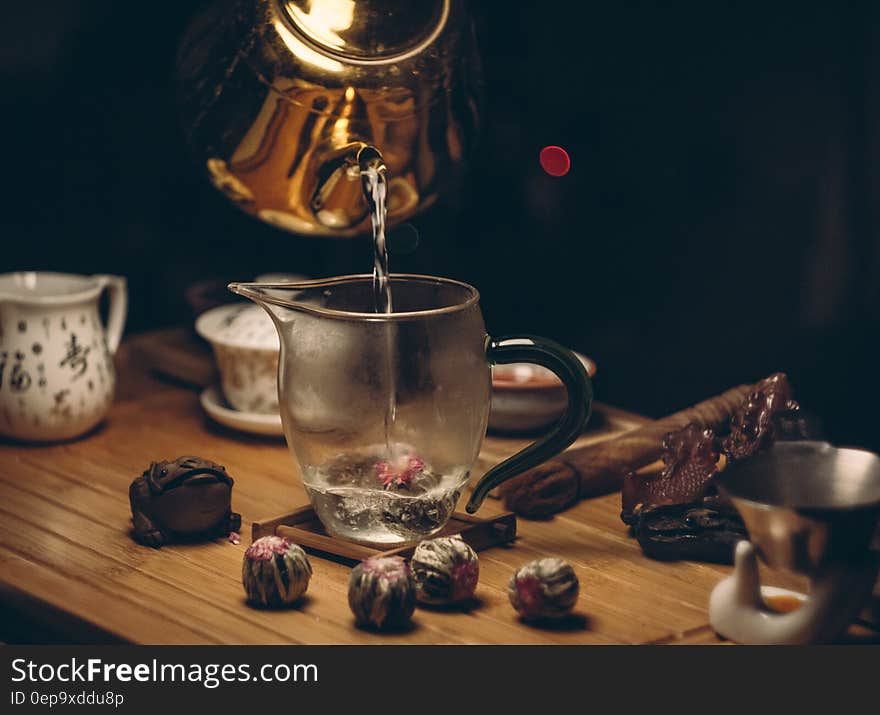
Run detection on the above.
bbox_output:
[0,272,127,442]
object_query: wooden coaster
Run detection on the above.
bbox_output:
[252,506,517,565]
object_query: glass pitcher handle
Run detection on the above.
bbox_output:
[465,335,593,513]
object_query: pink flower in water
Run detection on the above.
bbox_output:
[375,454,426,489]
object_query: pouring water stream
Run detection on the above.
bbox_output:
[358,146,398,454]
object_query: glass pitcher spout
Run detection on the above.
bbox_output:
[228,274,482,321]
[228,279,325,322]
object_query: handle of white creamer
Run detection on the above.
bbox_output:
[93,275,128,355]
[709,540,880,644]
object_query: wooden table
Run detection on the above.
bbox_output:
[1,332,877,644]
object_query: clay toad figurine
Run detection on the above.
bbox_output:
[129,456,241,548]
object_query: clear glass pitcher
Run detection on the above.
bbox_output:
[230,274,592,545]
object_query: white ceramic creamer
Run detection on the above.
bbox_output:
[0,272,127,442]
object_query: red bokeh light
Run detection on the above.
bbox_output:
[539,145,571,177]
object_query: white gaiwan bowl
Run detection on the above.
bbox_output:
[489,352,597,434]
[195,303,279,414]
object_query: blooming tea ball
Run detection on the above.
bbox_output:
[242,536,312,608]
[348,556,416,629]
[508,557,579,620]
[411,535,479,605]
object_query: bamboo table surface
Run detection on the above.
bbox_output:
[1,333,878,644]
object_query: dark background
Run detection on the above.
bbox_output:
[2,1,879,448]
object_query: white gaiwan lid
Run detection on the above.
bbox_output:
[195,303,279,351]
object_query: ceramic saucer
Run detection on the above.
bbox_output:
[200,385,283,437]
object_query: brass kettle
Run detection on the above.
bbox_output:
[177,0,481,237]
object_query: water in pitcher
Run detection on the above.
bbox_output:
[304,450,465,544]
[300,150,465,545]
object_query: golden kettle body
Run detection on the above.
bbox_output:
[177,0,481,237]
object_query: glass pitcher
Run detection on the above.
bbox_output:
[230,274,592,545]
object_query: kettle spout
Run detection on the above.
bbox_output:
[309,142,385,231]
[356,145,385,175]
